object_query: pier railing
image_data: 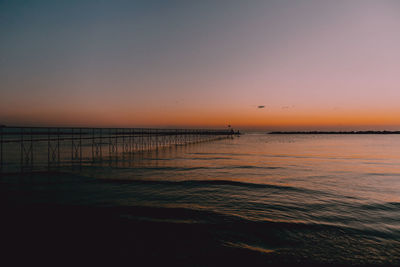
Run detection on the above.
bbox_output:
[0,126,236,173]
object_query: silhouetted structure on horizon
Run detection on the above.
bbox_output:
[269,131,400,134]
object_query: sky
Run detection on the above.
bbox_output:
[1,0,400,130]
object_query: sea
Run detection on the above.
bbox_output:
[2,133,400,266]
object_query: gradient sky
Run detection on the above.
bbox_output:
[1,0,400,130]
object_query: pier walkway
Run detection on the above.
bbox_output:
[0,126,237,173]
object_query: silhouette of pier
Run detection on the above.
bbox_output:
[0,126,237,174]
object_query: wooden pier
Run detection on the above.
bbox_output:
[0,126,237,174]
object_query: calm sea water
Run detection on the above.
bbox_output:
[2,133,400,265]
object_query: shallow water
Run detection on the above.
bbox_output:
[2,133,400,265]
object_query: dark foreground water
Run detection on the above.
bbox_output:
[2,133,400,266]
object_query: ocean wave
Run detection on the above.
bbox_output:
[365,172,400,177]
[189,152,250,156]
[97,178,313,193]
[84,165,283,173]
[100,165,282,172]
[188,157,233,160]
[223,241,275,254]
[87,204,394,236]
[359,202,400,211]
[4,202,399,266]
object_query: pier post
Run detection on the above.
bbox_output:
[0,126,2,173]
[20,128,33,172]
[155,129,158,150]
[100,128,103,162]
[91,128,94,162]
[141,128,144,151]
[20,128,23,172]
[148,128,151,151]
[130,128,133,153]
[47,128,50,170]
[31,128,33,171]
[79,128,82,168]
[57,128,60,168]
[91,128,103,163]
[47,127,60,170]
[115,128,118,162]
[71,128,74,165]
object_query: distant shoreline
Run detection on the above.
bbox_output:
[269,131,400,134]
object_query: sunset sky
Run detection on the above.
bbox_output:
[1,0,400,130]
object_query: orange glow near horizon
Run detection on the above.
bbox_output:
[3,105,400,130]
